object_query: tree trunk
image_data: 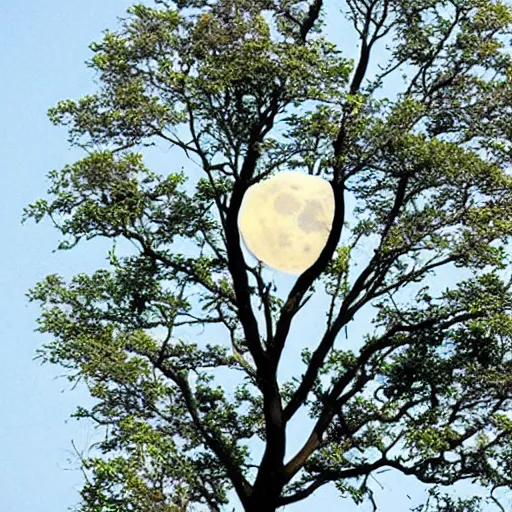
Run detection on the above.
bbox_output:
[244,498,278,512]
[243,467,288,512]
[243,485,282,512]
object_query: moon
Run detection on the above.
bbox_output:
[237,171,335,275]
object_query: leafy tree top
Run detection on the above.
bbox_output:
[24,0,512,511]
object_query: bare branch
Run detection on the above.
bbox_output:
[278,477,331,506]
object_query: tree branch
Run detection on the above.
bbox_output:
[300,0,324,41]
[282,172,409,424]
[151,356,252,505]
[282,311,482,482]
[223,94,289,499]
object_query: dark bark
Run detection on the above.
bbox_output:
[244,493,280,512]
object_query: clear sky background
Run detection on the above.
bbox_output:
[0,1,504,511]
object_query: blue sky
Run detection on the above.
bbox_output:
[0,1,503,511]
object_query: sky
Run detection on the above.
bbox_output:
[0,1,505,511]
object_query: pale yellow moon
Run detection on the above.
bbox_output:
[237,171,335,275]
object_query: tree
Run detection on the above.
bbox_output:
[23,0,512,510]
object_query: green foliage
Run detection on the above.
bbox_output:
[25,0,512,511]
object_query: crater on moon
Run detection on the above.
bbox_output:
[298,199,326,233]
[274,193,301,216]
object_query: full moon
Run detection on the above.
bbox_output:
[237,171,335,275]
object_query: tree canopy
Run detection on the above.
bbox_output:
[24,0,512,510]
